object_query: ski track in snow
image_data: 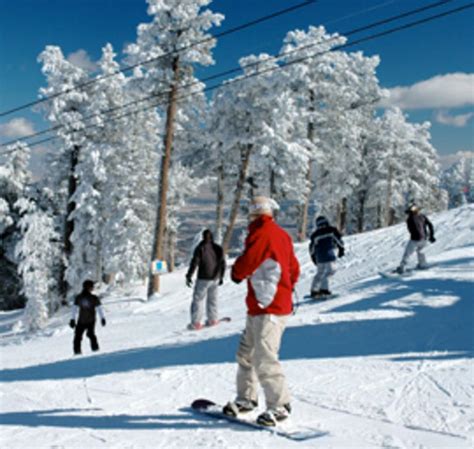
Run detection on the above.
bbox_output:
[0,205,473,448]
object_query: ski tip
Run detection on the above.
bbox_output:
[191,398,216,410]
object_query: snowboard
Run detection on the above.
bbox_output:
[303,293,339,302]
[187,317,231,331]
[190,398,328,442]
[379,270,413,279]
[207,316,231,326]
[379,264,434,279]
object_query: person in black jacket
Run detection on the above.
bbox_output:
[396,204,436,274]
[308,216,344,298]
[69,280,106,355]
[186,229,226,329]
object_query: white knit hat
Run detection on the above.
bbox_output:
[249,196,280,216]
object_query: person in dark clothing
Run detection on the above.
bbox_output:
[308,216,344,298]
[396,204,435,273]
[69,280,106,355]
[186,230,226,329]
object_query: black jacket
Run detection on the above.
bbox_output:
[407,213,434,241]
[187,241,226,281]
[309,226,344,264]
[74,292,101,325]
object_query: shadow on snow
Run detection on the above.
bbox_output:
[0,261,472,383]
[0,407,238,432]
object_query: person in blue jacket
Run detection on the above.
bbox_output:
[309,216,344,298]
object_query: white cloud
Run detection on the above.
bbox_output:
[435,110,474,127]
[439,150,473,169]
[67,49,98,72]
[380,73,474,110]
[0,117,35,139]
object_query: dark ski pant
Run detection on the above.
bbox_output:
[74,322,99,354]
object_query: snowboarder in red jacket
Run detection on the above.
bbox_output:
[223,196,300,427]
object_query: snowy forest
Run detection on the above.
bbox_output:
[1,0,473,330]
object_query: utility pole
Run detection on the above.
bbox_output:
[148,55,180,297]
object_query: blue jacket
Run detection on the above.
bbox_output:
[309,225,344,264]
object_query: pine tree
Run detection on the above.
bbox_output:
[38,46,91,301]
[125,0,223,296]
[14,199,61,332]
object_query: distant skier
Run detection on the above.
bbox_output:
[69,280,106,355]
[186,229,226,330]
[223,196,300,427]
[396,204,435,274]
[308,215,344,298]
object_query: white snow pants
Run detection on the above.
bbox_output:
[236,314,291,409]
[311,261,335,292]
[190,279,218,325]
[400,240,428,268]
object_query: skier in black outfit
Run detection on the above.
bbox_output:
[308,216,344,298]
[186,229,226,329]
[69,280,106,355]
[396,204,435,274]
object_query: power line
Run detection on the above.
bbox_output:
[0,0,458,149]
[1,1,472,155]
[0,0,318,118]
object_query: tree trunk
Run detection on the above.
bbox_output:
[60,144,79,303]
[297,89,315,242]
[222,144,252,255]
[357,191,366,233]
[148,56,180,297]
[103,273,115,285]
[215,163,225,244]
[269,169,279,220]
[376,202,383,228]
[167,229,176,272]
[385,163,393,227]
[339,197,348,233]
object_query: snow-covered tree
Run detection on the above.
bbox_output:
[38,46,91,300]
[0,142,32,310]
[442,156,474,208]
[166,162,205,270]
[14,198,61,332]
[125,0,223,295]
[355,108,441,228]
[280,26,385,237]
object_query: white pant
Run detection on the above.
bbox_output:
[400,240,427,268]
[191,279,218,324]
[236,314,291,409]
[311,262,335,292]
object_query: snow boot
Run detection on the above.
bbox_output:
[310,290,322,299]
[223,399,258,417]
[319,289,332,296]
[187,322,203,330]
[256,403,291,426]
[395,266,404,274]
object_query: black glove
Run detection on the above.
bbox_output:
[69,319,76,329]
[101,318,106,327]
[338,247,345,258]
[429,236,436,243]
[231,273,243,284]
[219,278,224,286]
[186,276,193,288]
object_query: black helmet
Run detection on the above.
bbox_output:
[315,215,329,227]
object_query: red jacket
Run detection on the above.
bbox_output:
[231,215,300,316]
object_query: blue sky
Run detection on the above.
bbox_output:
[0,0,473,164]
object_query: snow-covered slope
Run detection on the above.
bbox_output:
[1,205,473,449]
